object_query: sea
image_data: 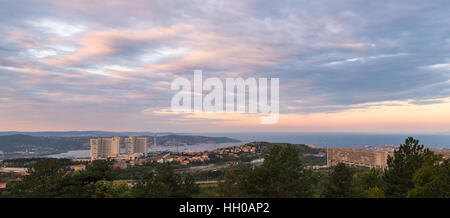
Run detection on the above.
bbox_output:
[46,132,450,159]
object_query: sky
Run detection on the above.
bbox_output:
[0,0,450,133]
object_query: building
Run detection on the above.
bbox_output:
[327,147,391,169]
[90,136,120,160]
[124,136,148,155]
[71,164,86,171]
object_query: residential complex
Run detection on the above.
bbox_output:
[90,136,148,160]
[326,147,391,169]
[125,136,148,155]
[90,136,121,160]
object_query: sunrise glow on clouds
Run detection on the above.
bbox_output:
[0,0,450,133]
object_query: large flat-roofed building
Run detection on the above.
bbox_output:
[125,136,148,155]
[90,136,121,160]
[327,147,391,169]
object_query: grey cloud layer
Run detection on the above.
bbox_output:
[1,0,450,129]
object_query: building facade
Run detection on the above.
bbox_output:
[125,136,148,155]
[90,136,121,160]
[327,147,391,169]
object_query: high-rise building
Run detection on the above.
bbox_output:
[125,136,148,155]
[90,136,121,160]
[135,137,147,154]
[125,136,134,155]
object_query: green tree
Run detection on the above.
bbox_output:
[353,168,383,197]
[323,163,354,198]
[408,153,450,198]
[92,180,132,198]
[132,165,199,198]
[383,137,431,197]
[322,163,354,198]
[58,159,119,197]
[77,159,117,184]
[217,163,248,197]
[6,159,69,197]
[310,170,329,197]
[365,186,385,198]
[238,144,313,198]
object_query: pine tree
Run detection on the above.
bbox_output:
[383,137,430,197]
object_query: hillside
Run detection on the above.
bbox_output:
[156,134,241,146]
[0,134,90,153]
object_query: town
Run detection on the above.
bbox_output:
[79,135,263,169]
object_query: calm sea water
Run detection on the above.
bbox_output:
[46,132,450,159]
[199,132,450,148]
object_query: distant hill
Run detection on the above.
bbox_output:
[0,134,90,153]
[255,142,327,165]
[156,134,241,145]
[0,134,241,157]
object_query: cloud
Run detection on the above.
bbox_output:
[325,53,408,66]
[28,19,87,37]
[0,0,450,132]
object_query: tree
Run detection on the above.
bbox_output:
[353,168,383,197]
[92,180,132,198]
[6,159,69,197]
[238,144,313,198]
[77,159,117,184]
[365,186,385,198]
[383,137,431,197]
[58,159,119,197]
[408,152,450,198]
[132,165,199,198]
[322,163,354,198]
[217,163,248,197]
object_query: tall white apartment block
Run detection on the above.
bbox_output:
[90,136,121,160]
[125,136,148,155]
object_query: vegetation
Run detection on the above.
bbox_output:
[322,163,354,197]
[407,152,450,198]
[0,134,89,153]
[156,134,240,145]
[0,159,199,198]
[217,144,313,198]
[383,137,431,197]
[1,157,73,167]
[1,137,448,198]
[133,165,199,197]
[260,142,326,166]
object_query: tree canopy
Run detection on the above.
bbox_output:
[383,137,431,197]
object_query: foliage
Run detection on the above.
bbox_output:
[218,144,313,198]
[132,165,199,198]
[322,163,354,198]
[5,159,69,197]
[217,163,248,197]
[1,137,448,199]
[77,159,117,183]
[1,158,72,167]
[365,186,385,198]
[194,183,219,198]
[407,153,450,198]
[310,170,330,197]
[353,168,383,197]
[93,180,132,198]
[383,137,431,197]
